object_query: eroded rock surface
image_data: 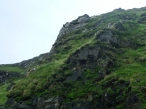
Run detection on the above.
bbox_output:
[57,14,90,39]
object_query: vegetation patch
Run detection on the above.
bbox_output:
[0,84,9,105]
[0,66,24,73]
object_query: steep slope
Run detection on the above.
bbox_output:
[0,64,24,105]
[1,7,146,109]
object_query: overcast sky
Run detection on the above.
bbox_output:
[0,0,145,64]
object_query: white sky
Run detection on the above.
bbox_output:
[0,0,145,64]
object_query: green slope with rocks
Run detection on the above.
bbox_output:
[0,64,24,105]
[1,7,146,109]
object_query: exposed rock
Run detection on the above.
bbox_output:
[66,39,115,81]
[141,12,146,17]
[57,14,90,38]
[0,106,6,109]
[61,101,91,109]
[141,86,146,94]
[44,105,55,109]
[113,8,125,11]
[18,104,31,109]
[96,29,137,48]
[10,103,20,109]
[112,22,124,30]
[96,29,113,43]
[115,14,133,20]
[17,53,49,69]
[44,96,60,107]
[36,97,45,109]
[5,98,15,107]
[77,14,90,23]
[67,45,101,70]
[126,93,140,109]
[108,23,112,28]
[0,70,22,84]
[66,71,82,82]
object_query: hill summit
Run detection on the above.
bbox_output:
[1,7,146,109]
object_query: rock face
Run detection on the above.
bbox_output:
[138,12,146,23]
[0,70,22,83]
[66,44,111,81]
[5,97,61,109]
[57,14,90,39]
[16,53,49,69]
[65,29,137,82]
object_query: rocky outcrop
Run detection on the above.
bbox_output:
[0,70,22,83]
[112,22,124,30]
[66,35,109,81]
[65,29,138,82]
[113,8,125,11]
[57,14,90,39]
[17,53,49,69]
[4,96,62,109]
[138,12,146,23]
[61,101,91,109]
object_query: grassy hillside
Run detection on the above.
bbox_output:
[1,7,146,108]
[0,66,24,73]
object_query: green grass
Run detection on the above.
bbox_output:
[104,47,146,108]
[0,66,24,73]
[0,84,9,105]
[7,59,66,99]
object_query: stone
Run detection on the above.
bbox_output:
[0,107,6,109]
[44,96,60,104]
[43,96,61,109]
[141,86,146,94]
[98,69,107,79]
[0,70,22,84]
[113,8,125,11]
[63,22,70,27]
[32,98,38,107]
[113,22,124,30]
[78,47,89,61]
[36,97,45,109]
[96,29,113,43]
[10,103,20,109]
[0,105,6,109]
[61,101,91,109]
[108,23,112,28]
[110,37,118,47]
[44,105,55,109]
[66,71,82,82]
[126,93,140,109]
[18,104,31,109]
[57,14,90,38]
[5,98,15,106]
[77,14,90,23]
